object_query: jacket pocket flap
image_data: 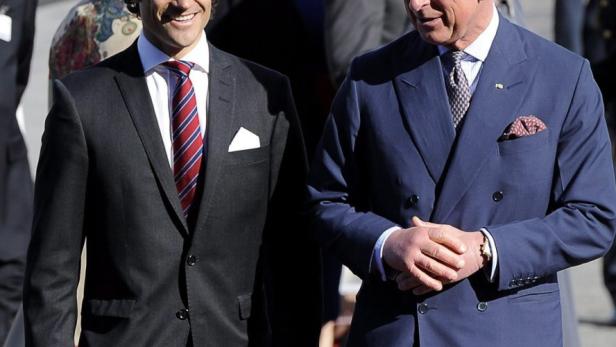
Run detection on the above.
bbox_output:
[82,299,136,318]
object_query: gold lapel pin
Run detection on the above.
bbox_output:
[495,83,504,89]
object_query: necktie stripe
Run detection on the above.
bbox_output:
[174,148,202,181]
[173,126,201,162]
[164,60,203,218]
[173,88,195,115]
[173,106,198,140]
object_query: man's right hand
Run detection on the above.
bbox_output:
[382,216,467,293]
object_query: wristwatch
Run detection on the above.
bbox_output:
[480,235,492,263]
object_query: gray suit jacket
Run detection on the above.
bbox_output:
[324,0,412,86]
[24,42,321,347]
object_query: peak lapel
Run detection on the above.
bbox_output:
[431,17,538,223]
[113,43,189,235]
[393,41,456,183]
[192,45,236,234]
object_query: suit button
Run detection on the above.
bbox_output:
[176,308,189,320]
[186,255,198,266]
[417,303,428,314]
[477,302,488,312]
[408,194,420,207]
[492,191,504,202]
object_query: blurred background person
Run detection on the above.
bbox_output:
[0,0,36,345]
[49,0,141,80]
[554,0,584,54]
[208,0,334,156]
[584,0,616,325]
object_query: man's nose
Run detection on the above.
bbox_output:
[408,0,430,12]
[173,0,193,9]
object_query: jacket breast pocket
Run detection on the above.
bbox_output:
[497,129,550,155]
[225,145,269,167]
[82,299,136,318]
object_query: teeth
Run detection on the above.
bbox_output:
[174,13,195,21]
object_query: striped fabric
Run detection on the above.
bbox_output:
[164,60,203,218]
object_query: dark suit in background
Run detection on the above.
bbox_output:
[585,0,616,322]
[207,0,334,157]
[0,0,35,344]
[324,0,412,87]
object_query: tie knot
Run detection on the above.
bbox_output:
[164,60,195,77]
[448,50,466,65]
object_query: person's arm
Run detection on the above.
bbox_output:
[262,76,321,346]
[487,60,616,291]
[307,69,466,284]
[24,80,88,346]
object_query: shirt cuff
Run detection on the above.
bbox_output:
[372,226,401,281]
[479,227,498,282]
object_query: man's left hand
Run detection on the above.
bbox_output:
[395,217,486,295]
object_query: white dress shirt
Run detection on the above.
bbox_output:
[137,33,210,167]
[373,6,500,282]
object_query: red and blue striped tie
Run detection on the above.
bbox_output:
[164,60,203,218]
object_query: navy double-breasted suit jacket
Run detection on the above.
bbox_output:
[307,15,616,347]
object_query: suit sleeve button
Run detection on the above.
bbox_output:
[477,302,488,312]
[187,255,198,266]
[176,308,189,320]
[492,191,504,202]
[408,194,420,207]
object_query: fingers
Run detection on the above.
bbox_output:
[415,252,459,282]
[412,216,467,254]
[420,242,465,271]
[395,272,421,291]
[407,264,443,292]
[412,285,433,296]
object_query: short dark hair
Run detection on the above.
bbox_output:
[124,0,218,17]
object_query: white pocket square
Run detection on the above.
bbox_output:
[228,127,260,152]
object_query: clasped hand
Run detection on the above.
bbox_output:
[382,217,485,295]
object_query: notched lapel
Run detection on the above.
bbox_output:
[113,44,189,235]
[394,43,456,184]
[192,46,236,234]
[432,18,539,223]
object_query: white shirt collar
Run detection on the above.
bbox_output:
[137,32,210,74]
[437,5,499,62]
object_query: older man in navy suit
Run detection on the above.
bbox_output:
[307,0,616,346]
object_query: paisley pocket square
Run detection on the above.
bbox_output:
[501,115,547,140]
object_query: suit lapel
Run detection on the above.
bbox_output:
[192,45,236,233]
[431,17,538,223]
[393,39,456,183]
[113,43,189,234]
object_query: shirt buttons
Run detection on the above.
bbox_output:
[186,255,198,266]
[176,308,189,320]
[492,191,504,202]
[417,303,428,314]
[477,302,488,312]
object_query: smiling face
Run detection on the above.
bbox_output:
[139,0,212,58]
[405,0,493,50]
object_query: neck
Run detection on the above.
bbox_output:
[447,3,494,51]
